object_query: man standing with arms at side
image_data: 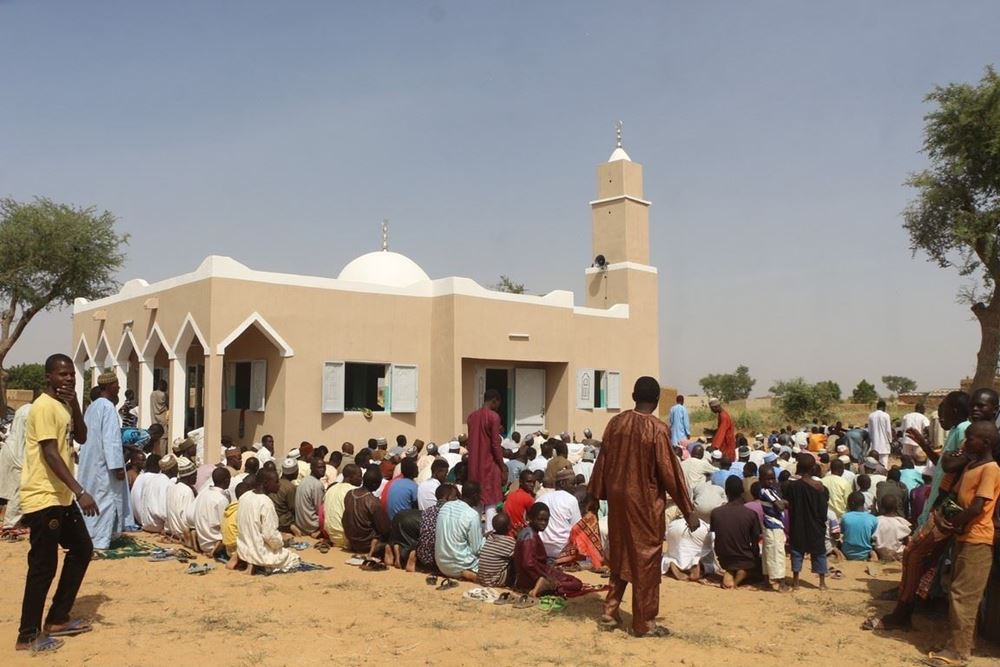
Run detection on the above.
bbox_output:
[710,398,735,462]
[669,395,690,447]
[466,389,504,530]
[78,371,132,550]
[589,376,696,637]
[16,354,99,653]
[868,399,893,469]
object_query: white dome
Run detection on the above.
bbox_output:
[337,250,430,287]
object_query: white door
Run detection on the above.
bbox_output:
[514,368,545,435]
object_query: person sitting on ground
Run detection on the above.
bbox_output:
[230,456,259,497]
[417,458,449,511]
[897,455,923,492]
[840,491,878,561]
[711,456,737,488]
[236,469,301,574]
[269,458,298,533]
[872,494,910,561]
[125,449,145,489]
[875,468,910,517]
[477,511,517,587]
[757,465,789,591]
[681,444,716,490]
[222,477,252,569]
[504,469,537,532]
[386,458,419,520]
[166,457,198,547]
[389,506,422,572]
[556,491,607,571]
[434,481,484,581]
[130,453,160,528]
[417,483,459,572]
[323,464,362,549]
[856,474,875,512]
[691,477,727,524]
[191,467,231,556]
[662,514,713,582]
[537,468,583,558]
[325,450,342,487]
[709,476,762,589]
[513,503,583,602]
[293,457,326,537]
[141,452,176,533]
[342,467,393,564]
[821,458,853,518]
[545,439,574,486]
[909,467,934,523]
[741,461,758,502]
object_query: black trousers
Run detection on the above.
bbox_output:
[17,503,93,643]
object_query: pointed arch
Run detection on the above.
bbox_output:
[93,331,115,370]
[73,334,94,368]
[115,328,142,365]
[215,312,294,358]
[170,313,209,360]
[141,322,174,363]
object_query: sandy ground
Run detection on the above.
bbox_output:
[1,536,998,667]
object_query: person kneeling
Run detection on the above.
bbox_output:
[513,503,583,604]
[236,469,301,574]
[709,476,762,589]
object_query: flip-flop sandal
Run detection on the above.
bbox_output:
[921,653,966,667]
[291,542,310,551]
[597,616,620,632]
[436,578,458,590]
[186,563,214,575]
[830,569,845,580]
[538,596,567,612]
[147,552,175,562]
[634,625,671,638]
[345,556,365,566]
[359,559,387,571]
[494,592,513,605]
[314,542,331,554]
[512,594,535,609]
[44,619,93,637]
[425,576,438,586]
[16,635,65,653]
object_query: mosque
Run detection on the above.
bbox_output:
[70,131,660,456]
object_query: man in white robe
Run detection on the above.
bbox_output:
[79,373,133,549]
[191,468,231,555]
[140,453,175,532]
[0,403,31,528]
[237,469,300,573]
[867,399,894,469]
[166,457,197,546]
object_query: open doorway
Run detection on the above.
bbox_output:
[485,368,510,435]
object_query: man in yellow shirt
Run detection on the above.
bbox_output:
[16,354,99,654]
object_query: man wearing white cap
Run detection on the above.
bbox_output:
[166,457,198,547]
[269,459,299,533]
[141,453,177,533]
[867,400,893,469]
[238,469,301,574]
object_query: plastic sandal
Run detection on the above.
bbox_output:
[359,559,387,571]
[512,594,535,609]
[634,625,671,638]
[538,596,567,612]
[44,619,93,637]
[17,635,65,653]
[493,592,513,605]
[425,576,438,586]
[436,578,458,590]
[186,563,214,575]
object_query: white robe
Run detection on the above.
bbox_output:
[0,404,30,528]
[79,398,133,548]
[130,471,151,526]
[236,491,300,571]
[166,481,195,539]
[868,410,893,456]
[140,473,171,532]
[191,485,230,554]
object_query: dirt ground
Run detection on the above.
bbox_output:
[2,537,998,667]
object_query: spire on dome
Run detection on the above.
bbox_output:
[608,119,631,162]
[381,219,389,251]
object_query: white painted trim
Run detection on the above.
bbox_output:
[588,194,651,207]
[73,334,94,366]
[141,322,175,362]
[92,331,115,370]
[572,304,630,318]
[170,312,209,360]
[215,312,294,358]
[70,255,636,321]
[584,262,657,276]
[115,328,142,364]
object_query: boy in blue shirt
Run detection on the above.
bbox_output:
[839,492,878,560]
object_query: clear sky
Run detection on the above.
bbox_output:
[2,1,997,396]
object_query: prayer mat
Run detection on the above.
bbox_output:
[94,536,160,560]
[255,560,331,576]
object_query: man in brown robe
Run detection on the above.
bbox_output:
[466,388,505,528]
[588,376,696,637]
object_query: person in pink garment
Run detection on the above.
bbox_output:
[466,389,505,530]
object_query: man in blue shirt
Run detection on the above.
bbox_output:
[711,457,739,488]
[669,395,691,446]
[840,492,878,560]
[386,458,419,520]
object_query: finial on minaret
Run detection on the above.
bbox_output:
[381,219,389,251]
[615,120,623,149]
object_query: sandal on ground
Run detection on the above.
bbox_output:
[314,542,331,554]
[44,619,93,637]
[186,563,214,575]
[512,594,535,609]
[597,616,621,632]
[829,569,844,580]
[425,576,438,586]
[538,596,567,612]
[359,559,387,571]
[921,653,966,667]
[344,556,365,566]
[493,592,513,605]
[634,625,671,638]
[436,578,458,590]
[861,615,911,632]
[16,635,65,653]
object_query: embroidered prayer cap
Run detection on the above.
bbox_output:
[176,456,196,477]
[282,458,298,475]
[97,371,118,386]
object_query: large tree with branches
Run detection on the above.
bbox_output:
[904,66,1000,390]
[0,197,128,411]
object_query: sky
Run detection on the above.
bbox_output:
[1,1,997,396]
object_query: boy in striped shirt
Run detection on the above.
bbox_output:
[477,512,516,587]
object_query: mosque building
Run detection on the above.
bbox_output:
[70,131,660,456]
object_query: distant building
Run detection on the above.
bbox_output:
[71,135,662,457]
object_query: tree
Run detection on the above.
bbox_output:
[851,379,879,405]
[903,67,1000,390]
[881,375,917,396]
[0,197,128,412]
[4,362,45,393]
[699,365,756,403]
[770,378,840,422]
[493,275,526,294]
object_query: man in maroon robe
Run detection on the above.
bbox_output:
[588,376,696,637]
[710,398,736,461]
[466,389,504,529]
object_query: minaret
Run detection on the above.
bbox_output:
[585,122,656,310]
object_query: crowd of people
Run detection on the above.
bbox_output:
[2,354,999,666]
